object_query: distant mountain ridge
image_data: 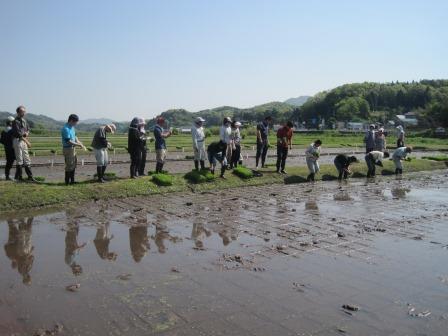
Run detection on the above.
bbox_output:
[284,95,311,106]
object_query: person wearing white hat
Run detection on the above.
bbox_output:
[0,116,17,180]
[229,121,242,169]
[191,117,206,170]
[91,124,116,182]
[220,117,232,165]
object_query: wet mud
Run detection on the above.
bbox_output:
[1,171,448,335]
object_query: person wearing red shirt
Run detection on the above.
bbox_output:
[276,121,294,174]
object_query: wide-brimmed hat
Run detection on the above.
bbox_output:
[234,121,242,127]
[107,124,116,133]
[6,116,15,122]
[195,117,205,124]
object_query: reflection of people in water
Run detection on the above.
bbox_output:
[4,217,34,285]
[129,225,150,262]
[191,222,211,249]
[154,225,171,253]
[65,225,86,275]
[93,223,117,261]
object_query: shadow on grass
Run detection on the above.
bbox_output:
[381,169,395,176]
[284,175,307,184]
[351,172,366,178]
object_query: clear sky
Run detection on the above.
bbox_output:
[0,0,447,121]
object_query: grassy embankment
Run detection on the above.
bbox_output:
[0,158,446,213]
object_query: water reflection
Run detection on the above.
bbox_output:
[305,200,319,211]
[333,190,353,201]
[191,221,211,249]
[94,222,117,261]
[4,217,34,285]
[129,225,150,262]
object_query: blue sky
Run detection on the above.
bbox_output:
[0,0,447,121]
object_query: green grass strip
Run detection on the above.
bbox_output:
[0,159,446,213]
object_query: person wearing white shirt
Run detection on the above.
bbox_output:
[219,117,232,164]
[305,140,322,182]
[191,117,206,170]
[365,150,390,178]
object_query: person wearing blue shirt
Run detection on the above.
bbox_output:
[61,114,86,185]
[392,146,412,175]
[255,116,272,169]
[153,117,172,173]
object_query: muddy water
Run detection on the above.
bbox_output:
[1,172,448,335]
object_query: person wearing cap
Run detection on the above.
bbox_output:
[207,140,228,178]
[396,125,405,148]
[11,106,36,181]
[91,124,116,182]
[61,114,86,185]
[364,124,376,153]
[256,116,272,169]
[334,154,359,180]
[0,116,17,180]
[392,146,412,175]
[276,121,294,174]
[229,121,242,169]
[220,117,232,164]
[191,117,206,170]
[128,117,145,178]
[374,128,387,152]
[154,117,172,173]
[138,119,149,176]
[305,139,322,182]
[365,150,390,178]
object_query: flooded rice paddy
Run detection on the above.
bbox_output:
[1,171,448,335]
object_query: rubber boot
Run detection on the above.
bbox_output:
[200,160,205,170]
[395,168,399,175]
[220,166,226,178]
[399,169,403,174]
[155,162,161,174]
[65,171,70,185]
[70,170,76,184]
[159,163,164,173]
[130,166,136,179]
[15,165,22,181]
[194,160,199,171]
[97,166,104,183]
[24,166,37,182]
[5,165,11,180]
[102,166,108,181]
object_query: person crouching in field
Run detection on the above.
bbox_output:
[11,106,37,182]
[0,116,16,180]
[392,146,412,175]
[276,121,293,174]
[128,117,146,178]
[61,114,86,185]
[334,154,358,180]
[365,150,390,178]
[91,124,116,182]
[191,117,206,171]
[154,117,172,173]
[230,121,242,169]
[305,140,322,182]
[207,141,227,178]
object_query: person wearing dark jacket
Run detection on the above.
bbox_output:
[207,140,228,178]
[334,154,358,180]
[11,106,36,181]
[0,116,16,180]
[128,117,146,178]
[91,124,116,182]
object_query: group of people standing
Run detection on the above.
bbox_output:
[1,106,416,184]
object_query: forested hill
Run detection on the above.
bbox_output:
[153,102,297,128]
[299,80,448,127]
